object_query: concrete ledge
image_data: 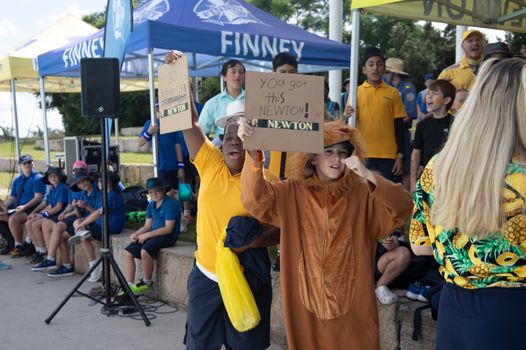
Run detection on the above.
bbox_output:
[72,231,436,349]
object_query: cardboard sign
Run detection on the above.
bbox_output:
[158,56,192,134]
[245,71,324,154]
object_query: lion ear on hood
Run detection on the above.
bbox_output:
[287,121,367,182]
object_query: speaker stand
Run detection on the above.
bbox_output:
[45,117,150,326]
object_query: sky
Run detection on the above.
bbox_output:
[0,0,107,138]
[0,0,506,137]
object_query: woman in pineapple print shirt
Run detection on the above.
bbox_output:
[410,57,526,350]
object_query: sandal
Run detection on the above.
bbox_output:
[375,285,398,304]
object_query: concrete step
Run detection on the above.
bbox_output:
[72,230,437,349]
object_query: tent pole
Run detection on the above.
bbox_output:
[148,48,158,177]
[192,53,198,102]
[39,76,50,166]
[329,0,343,119]
[456,26,467,62]
[348,8,360,127]
[10,79,21,162]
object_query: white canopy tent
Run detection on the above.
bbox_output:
[0,14,98,164]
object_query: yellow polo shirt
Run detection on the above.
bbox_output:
[356,81,406,159]
[268,151,293,179]
[438,57,478,91]
[192,139,277,275]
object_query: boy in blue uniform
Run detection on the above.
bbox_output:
[121,177,180,294]
[0,154,46,256]
[26,167,69,264]
[71,172,125,282]
[34,169,99,277]
[137,103,180,194]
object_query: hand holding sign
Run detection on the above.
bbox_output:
[158,54,192,133]
[244,72,324,154]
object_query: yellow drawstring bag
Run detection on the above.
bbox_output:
[215,228,261,332]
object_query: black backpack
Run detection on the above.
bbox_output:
[122,186,148,212]
[412,263,444,341]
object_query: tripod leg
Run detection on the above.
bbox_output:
[45,258,102,324]
[108,255,151,326]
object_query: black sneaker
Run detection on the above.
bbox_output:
[21,243,36,257]
[272,259,280,272]
[30,252,45,265]
[0,245,13,255]
[10,245,25,258]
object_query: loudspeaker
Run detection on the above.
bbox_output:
[80,58,120,118]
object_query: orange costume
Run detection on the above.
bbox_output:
[240,123,413,350]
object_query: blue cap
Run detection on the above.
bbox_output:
[423,73,434,81]
[146,177,170,192]
[18,154,33,164]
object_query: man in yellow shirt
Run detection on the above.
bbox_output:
[165,51,279,350]
[438,29,484,91]
[346,47,407,183]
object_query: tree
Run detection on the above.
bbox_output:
[48,1,151,136]
[505,32,526,53]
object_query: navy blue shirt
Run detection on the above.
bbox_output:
[10,170,46,207]
[95,190,125,234]
[79,185,101,218]
[140,119,178,171]
[175,131,189,157]
[386,78,417,119]
[68,189,84,204]
[146,196,181,239]
[47,183,69,218]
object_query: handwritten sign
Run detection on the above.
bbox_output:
[245,72,324,154]
[158,56,192,133]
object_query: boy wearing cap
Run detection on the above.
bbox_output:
[410,79,456,192]
[25,167,69,264]
[438,29,484,91]
[121,177,180,294]
[0,154,46,257]
[72,172,125,283]
[345,47,407,183]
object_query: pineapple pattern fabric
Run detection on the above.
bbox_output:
[410,157,526,289]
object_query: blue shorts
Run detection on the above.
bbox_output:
[125,234,176,259]
[437,283,526,350]
[184,265,272,350]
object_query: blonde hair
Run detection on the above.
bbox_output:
[432,58,526,238]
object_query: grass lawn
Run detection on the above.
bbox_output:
[0,140,152,164]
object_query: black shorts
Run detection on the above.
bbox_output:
[63,216,78,236]
[125,234,176,259]
[159,170,179,189]
[88,223,102,241]
[184,265,272,350]
[367,158,401,183]
[437,283,526,350]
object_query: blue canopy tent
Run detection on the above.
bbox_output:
[37,0,350,77]
[36,0,351,172]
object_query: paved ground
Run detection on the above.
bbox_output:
[0,257,286,350]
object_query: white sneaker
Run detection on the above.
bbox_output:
[375,285,398,305]
[68,230,91,245]
[88,263,102,283]
[180,217,188,233]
